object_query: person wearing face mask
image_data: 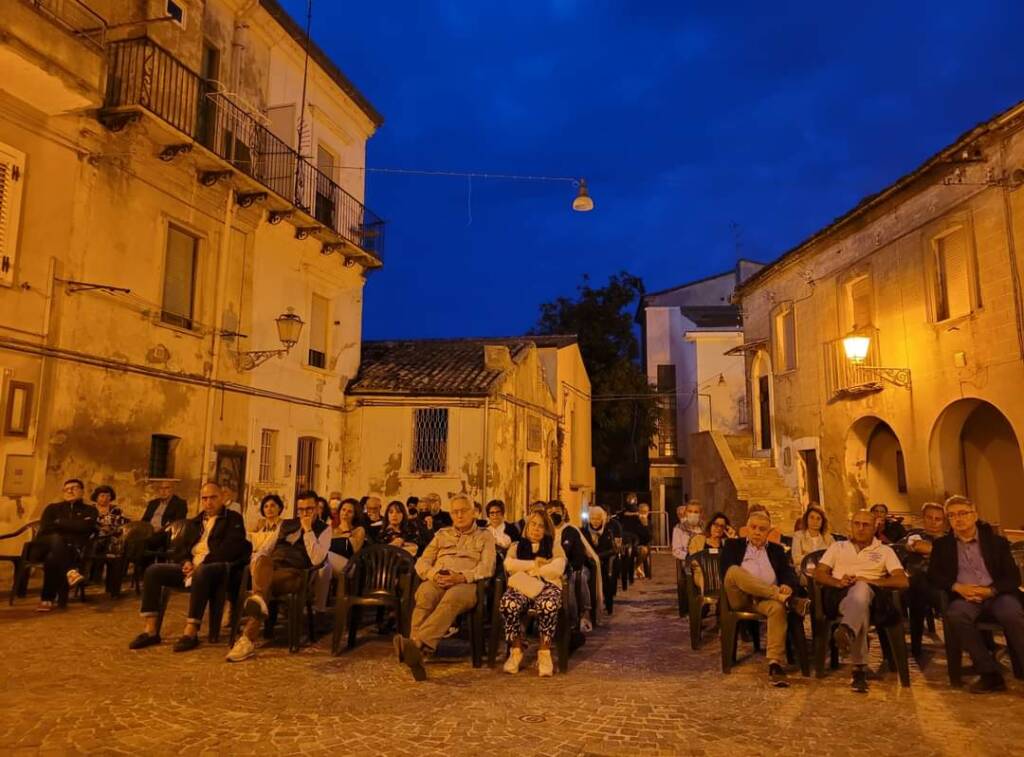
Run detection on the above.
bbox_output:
[672,501,705,562]
[581,506,618,615]
[546,500,601,633]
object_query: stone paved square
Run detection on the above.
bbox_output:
[1,554,1023,756]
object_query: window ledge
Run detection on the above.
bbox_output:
[155,319,204,339]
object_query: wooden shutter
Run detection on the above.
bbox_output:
[937,229,971,320]
[0,144,26,288]
[849,276,873,330]
[777,307,797,371]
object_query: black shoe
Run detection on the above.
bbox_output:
[173,635,200,653]
[969,673,1007,694]
[393,634,405,664]
[833,624,855,658]
[768,663,789,688]
[128,632,161,650]
[850,667,869,694]
[403,638,427,681]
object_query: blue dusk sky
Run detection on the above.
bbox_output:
[280,0,1024,340]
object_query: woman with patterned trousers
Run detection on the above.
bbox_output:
[499,510,566,677]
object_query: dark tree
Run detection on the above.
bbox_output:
[532,272,656,492]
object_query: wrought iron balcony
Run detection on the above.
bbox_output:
[823,326,909,399]
[102,37,384,262]
[24,0,106,50]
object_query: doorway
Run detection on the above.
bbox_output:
[295,436,320,510]
[214,446,246,505]
[197,42,220,148]
[798,449,821,505]
[758,375,772,451]
[525,462,540,506]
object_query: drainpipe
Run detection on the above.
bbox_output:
[1000,178,1024,360]
[481,396,489,504]
[199,190,236,485]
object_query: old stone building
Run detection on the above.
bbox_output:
[0,0,385,529]
[706,98,1024,532]
[341,336,595,522]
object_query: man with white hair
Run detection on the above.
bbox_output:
[582,506,619,615]
[720,508,808,687]
[814,508,908,693]
[394,494,495,680]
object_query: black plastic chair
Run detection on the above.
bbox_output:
[154,560,243,642]
[9,525,94,607]
[492,565,579,673]
[230,558,321,653]
[620,533,638,591]
[686,550,722,651]
[3,521,40,604]
[675,559,689,618]
[938,589,1024,687]
[332,544,415,654]
[809,576,910,686]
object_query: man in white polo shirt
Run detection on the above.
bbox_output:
[814,509,908,693]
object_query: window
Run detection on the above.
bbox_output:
[933,227,977,321]
[258,429,278,482]
[774,305,797,372]
[847,276,873,331]
[166,1,185,25]
[307,294,328,369]
[527,415,542,451]
[656,364,677,457]
[295,436,320,502]
[0,143,26,288]
[161,225,199,330]
[3,381,32,436]
[411,408,449,473]
[149,434,179,478]
[315,143,336,227]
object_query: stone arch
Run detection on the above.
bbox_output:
[929,398,1024,527]
[844,416,908,515]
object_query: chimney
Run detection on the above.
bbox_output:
[484,345,512,371]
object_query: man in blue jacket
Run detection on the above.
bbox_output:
[721,509,808,687]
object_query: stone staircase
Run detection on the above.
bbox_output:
[720,433,801,529]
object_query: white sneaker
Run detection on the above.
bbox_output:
[66,569,84,588]
[580,617,593,633]
[503,647,524,674]
[537,649,554,677]
[225,635,255,662]
[243,595,269,621]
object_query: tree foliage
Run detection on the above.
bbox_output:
[532,271,656,491]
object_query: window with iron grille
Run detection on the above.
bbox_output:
[258,429,277,482]
[526,415,542,451]
[149,434,179,478]
[411,408,449,473]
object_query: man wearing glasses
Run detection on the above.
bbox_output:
[34,479,98,611]
[225,490,331,662]
[929,495,1024,693]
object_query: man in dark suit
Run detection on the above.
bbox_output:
[721,510,809,687]
[129,482,249,653]
[142,481,189,530]
[928,495,1024,693]
[33,478,98,611]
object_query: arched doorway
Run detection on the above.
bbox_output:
[845,417,908,513]
[930,399,1024,527]
[750,349,774,454]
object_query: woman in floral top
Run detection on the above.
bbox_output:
[91,485,128,595]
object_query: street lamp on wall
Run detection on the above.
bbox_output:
[841,333,911,388]
[235,309,305,371]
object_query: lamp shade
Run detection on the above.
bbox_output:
[275,311,305,348]
[842,335,871,364]
[572,179,594,212]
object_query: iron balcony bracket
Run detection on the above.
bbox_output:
[159,144,192,162]
[236,191,268,208]
[199,170,233,187]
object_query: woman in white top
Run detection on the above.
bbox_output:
[249,494,285,551]
[791,504,834,568]
[499,510,566,677]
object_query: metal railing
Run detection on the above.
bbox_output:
[823,326,881,399]
[26,0,106,50]
[104,37,384,260]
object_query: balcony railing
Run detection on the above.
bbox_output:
[103,37,384,260]
[823,326,882,399]
[26,0,106,50]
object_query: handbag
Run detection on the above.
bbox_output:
[508,570,545,599]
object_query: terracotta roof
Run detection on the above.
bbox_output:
[350,339,533,396]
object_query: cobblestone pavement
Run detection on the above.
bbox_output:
[1,555,1023,756]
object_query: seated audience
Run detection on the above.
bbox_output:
[328,498,366,577]
[904,502,948,656]
[738,503,783,544]
[870,502,907,544]
[226,490,332,662]
[364,495,385,542]
[517,501,548,534]
[547,499,600,632]
[141,481,188,543]
[617,499,652,578]
[420,493,452,533]
[249,494,285,551]
[91,485,128,595]
[638,502,652,529]
[382,500,420,556]
[500,510,566,676]
[688,512,731,594]
[34,479,98,611]
[473,501,489,528]
[928,495,1024,693]
[671,501,704,561]
[814,509,909,693]
[791,504,834,566]
[394,494,496,681]
[581,506,618,610]
[721,510,808,687]
[906,502,948,556]
[129,482,248,651]
[485,499,520,552]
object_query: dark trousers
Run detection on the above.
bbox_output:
[946,594,1024,675]
[32,534,81,602]
[906,572,940,654]
[140,562,229,624]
